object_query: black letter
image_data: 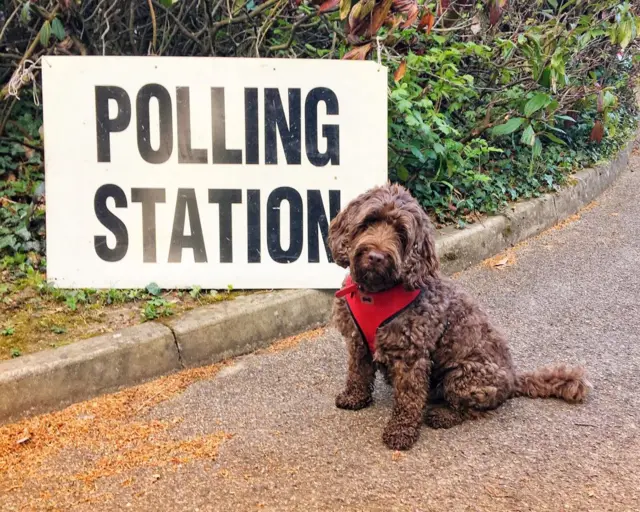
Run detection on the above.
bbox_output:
[131,188,166,263]
[307,190,340,263]
[95,86,131,163]
[177,87,207,164]
[208,189,242,263]
[94,184,128,262]
[168,189,207,263]
[136,84,173,164]
[265,88,301,165]
[266,187,303,263]
[245,88,259,164]
[211,88,242,164]
[305,87,340,166]
[247,190,261,263]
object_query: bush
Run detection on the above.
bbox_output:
[0,0,639,262]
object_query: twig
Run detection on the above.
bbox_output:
[269,11,317,51]
[0,4,20,46]
[152,0,208,51]
[147,0,157,54]
[213,0,280,29]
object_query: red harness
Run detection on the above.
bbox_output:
[335,275,422,353]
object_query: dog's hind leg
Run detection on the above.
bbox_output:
[425,361,513,429]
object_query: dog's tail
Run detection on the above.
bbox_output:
[512,364,591,403]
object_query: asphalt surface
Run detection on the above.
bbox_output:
[4,146,640,511]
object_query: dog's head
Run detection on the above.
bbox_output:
[328,183,439,292]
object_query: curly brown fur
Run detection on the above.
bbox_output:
[329,183,592,451]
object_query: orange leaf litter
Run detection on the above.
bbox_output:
[0,362,233,507]
[0,327,326,508]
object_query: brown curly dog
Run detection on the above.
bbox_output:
[328,182,591,451]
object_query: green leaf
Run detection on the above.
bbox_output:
[159,0,174,6]
[490,117,525,136]
[39,21,51,47]
[20,1,31,23]
[524,93,552,117]
[603,91,617,109]
[521,125,536,146]
[532,137,543,158]
[542,131,567,145]
[547,0,558,8]
[51,18,66,41]
[146,282,162,296]
[410,146,426,163]
[396,165,409,181]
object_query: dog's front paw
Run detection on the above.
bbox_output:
[382,421,420,451]
[335,389,372,410]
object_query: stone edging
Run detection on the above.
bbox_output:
[0,135,636,425]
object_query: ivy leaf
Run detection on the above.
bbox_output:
[39,21,51,47]
[524,93,552,117]
[51,18,66,41]
[410,146,426,163]
[490,117,525,136]
[396,165,409,181]
[521,125,536,146]
[145,282,162,296]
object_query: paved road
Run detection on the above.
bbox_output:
[3,145,640,511]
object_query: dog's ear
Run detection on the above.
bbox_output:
[328,196,361,268]
[400,202,440,289]
[328,186,382,268]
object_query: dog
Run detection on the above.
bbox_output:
[328,182,591,451]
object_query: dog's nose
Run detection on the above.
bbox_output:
[368,251,385,265]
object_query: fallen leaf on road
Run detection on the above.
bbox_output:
[493,257,509,268]
[392,450,404,461]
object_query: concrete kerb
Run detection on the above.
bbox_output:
[0,135,636,425]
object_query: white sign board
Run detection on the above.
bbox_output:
[42,56,387,289]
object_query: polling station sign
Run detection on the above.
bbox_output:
[42,56,387,289]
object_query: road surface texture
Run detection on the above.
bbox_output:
[2,144,640,512]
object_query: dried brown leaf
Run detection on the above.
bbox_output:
[418,12,435,34]
[590,120,604,143]
[394,60,407,81]
[318,0,339,13]
[339,0,352,20]
[401,4,419,28]
[342,42,373,60]
[365,0,394,37]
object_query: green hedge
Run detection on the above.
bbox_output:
[0,0,639,260]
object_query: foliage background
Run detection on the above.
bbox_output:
[0,0,639,259]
